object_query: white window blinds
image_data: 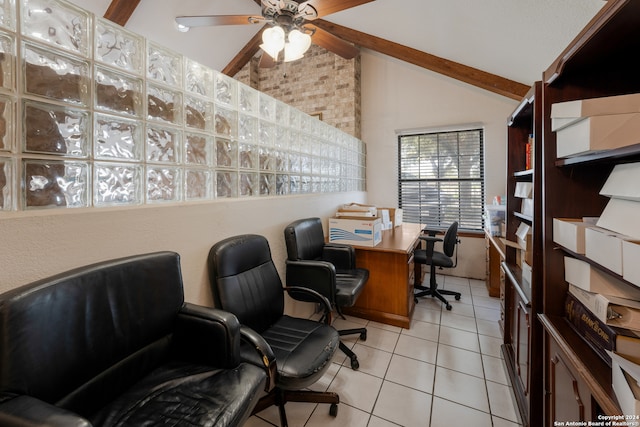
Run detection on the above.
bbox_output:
[398,129,485,230]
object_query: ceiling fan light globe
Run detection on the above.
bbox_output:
[260,43,281,61]
[288,29,312,52]
[284,42,305,62]
[261,26,285,61]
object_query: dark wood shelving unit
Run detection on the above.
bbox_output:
[537,0,640,424]
[502,2,640,424]
[503,81,543,427]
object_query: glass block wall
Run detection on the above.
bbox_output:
[0,0,366,211]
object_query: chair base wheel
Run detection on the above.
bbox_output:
[350,357,360,370]
[455,294,461,301]
[446,304,452,310]
[360,331,367,341]
[329,403,338,417]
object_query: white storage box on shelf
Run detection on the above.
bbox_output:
[600,162,640,202]
[553,218,598,254]
[585,226,628,275]
[551,92,640,131]
[611,352,640,417]
[552,93,640,158]
[555,112,640,158]
[564,256,640,299]
[623,240,640,287]
[597,198,640,240]
[328,217,382,247]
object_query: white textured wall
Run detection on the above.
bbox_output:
[0,193,365,315]
[360,50,518,279]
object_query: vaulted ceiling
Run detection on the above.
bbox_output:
[92,0,605,101]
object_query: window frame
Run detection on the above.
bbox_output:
[397,127,485,231]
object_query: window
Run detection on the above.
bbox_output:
[398,128,485,231]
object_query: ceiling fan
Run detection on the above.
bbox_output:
[175,0,374,67]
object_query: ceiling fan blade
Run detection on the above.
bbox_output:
[309,25,359,59]
[175,15,262,27]
[300,0,374,19]
[259,52,277,68]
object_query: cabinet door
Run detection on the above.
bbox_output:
[548,339,590,423]
[515,297,531,397]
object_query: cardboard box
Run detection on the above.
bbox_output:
[600,162,640,202]
[555,112,640,158]
[551,93,640,132]
[597,198,640,239]
[564,256,640,299]
[585,226,625,275]
[612,352,640,417]
[328,217,382,247]
[515,182,533,198]
[623,240,640,287]
[553,218,597,254]
[520,198,534,217]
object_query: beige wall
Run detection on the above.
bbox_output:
[360,50,519,279]
[0,192,365,315]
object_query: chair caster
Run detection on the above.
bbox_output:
[455,294,461,301]
[446,304,452,311]
[360,330,367,341]
[350,356,360,370]
[329,403,338,417]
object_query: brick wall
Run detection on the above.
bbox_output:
[234,44,361,139]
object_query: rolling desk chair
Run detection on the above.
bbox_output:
[208,234,340,427]
[414,221,462,310]
[284,217,368,370]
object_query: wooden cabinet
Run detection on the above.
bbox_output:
[502,82,543,427]
[537,0,640,424]
[485,232,504,299]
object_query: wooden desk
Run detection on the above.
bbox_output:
[343,223,423,328]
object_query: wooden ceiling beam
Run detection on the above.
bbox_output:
[221,26,265,76]
[104,0,141,27]
[314,19,529,100]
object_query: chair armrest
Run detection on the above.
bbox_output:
[285,260,337,304]
[284,286,333,323]
[322,243,356,270]
[239,326,277,392]
[0,395,91,427]
[173,303,242,369]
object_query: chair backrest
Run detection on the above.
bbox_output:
[442,221,459,257]
[0,252,184,414]
[208,234,284,334]
[284,217,325,261]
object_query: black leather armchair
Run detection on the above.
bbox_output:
[414,221,462,310]
[208,234,340,427]
[284,217,369,370]
[0,251,268,427]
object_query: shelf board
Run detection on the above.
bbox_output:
[514,212,533,223]
[514,169,534,178]
[555,143,640,167]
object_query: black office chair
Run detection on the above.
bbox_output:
[414,221,462,310]
[208,234,340,427]
[284,217,368,370]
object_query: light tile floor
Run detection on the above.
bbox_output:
[244,275,523,427]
